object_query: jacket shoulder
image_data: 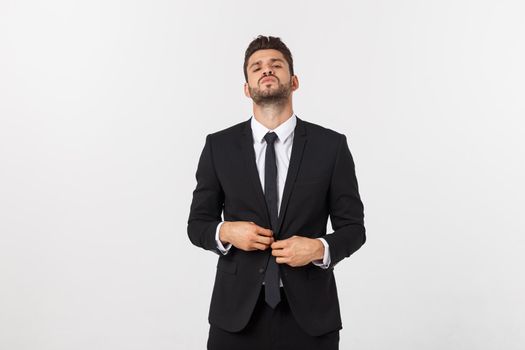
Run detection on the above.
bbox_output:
[208,120,247,139]
[300,119,345,141]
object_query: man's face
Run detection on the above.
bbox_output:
[244,49,298,105]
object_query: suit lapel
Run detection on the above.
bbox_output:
[240,116,308,237]
[241,119,271,227]
[276,117,306,236]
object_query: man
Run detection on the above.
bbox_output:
[187,35,366,350]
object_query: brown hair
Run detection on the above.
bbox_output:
[243,35,294,82]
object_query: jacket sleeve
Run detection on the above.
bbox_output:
[322,134,366,268]
[187,134,225,254]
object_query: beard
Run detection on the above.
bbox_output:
[248,77,292,106]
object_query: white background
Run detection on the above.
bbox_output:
[1,1,524,349]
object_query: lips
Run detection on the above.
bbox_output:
[260,76,276,84]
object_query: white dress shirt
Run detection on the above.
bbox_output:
[214,114,331,284]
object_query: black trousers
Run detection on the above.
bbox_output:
[207,286,339,350]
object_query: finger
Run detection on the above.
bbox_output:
[271,240,287,249]
[276,257,290,264]
[255,235,273,246]
[272,248,287,257]
[254,224,273,236]
[252,242,269,251]
[254,226,273,237]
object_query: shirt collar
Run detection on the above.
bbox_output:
[251,113,297,144]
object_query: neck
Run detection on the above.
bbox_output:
[252,99,294,130]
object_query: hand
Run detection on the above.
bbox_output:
[219,221,274,252]
[271,235,324,267]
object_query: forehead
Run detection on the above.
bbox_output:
[247,49,287,66]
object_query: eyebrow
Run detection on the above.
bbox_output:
[249,58,286,70]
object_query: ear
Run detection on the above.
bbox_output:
[244,82,251,98]
[291,75,299,91]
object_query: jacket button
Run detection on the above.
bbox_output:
[258,268,265,273]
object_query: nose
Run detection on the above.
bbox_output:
[263,68,274,76]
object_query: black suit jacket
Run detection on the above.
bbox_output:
[187,116,365,336]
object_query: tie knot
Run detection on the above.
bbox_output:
[264,132,278,145]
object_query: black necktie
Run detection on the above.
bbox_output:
[263,132,281,308]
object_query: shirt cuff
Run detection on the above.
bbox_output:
[311,238,331,269]
[215,222,232,255]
